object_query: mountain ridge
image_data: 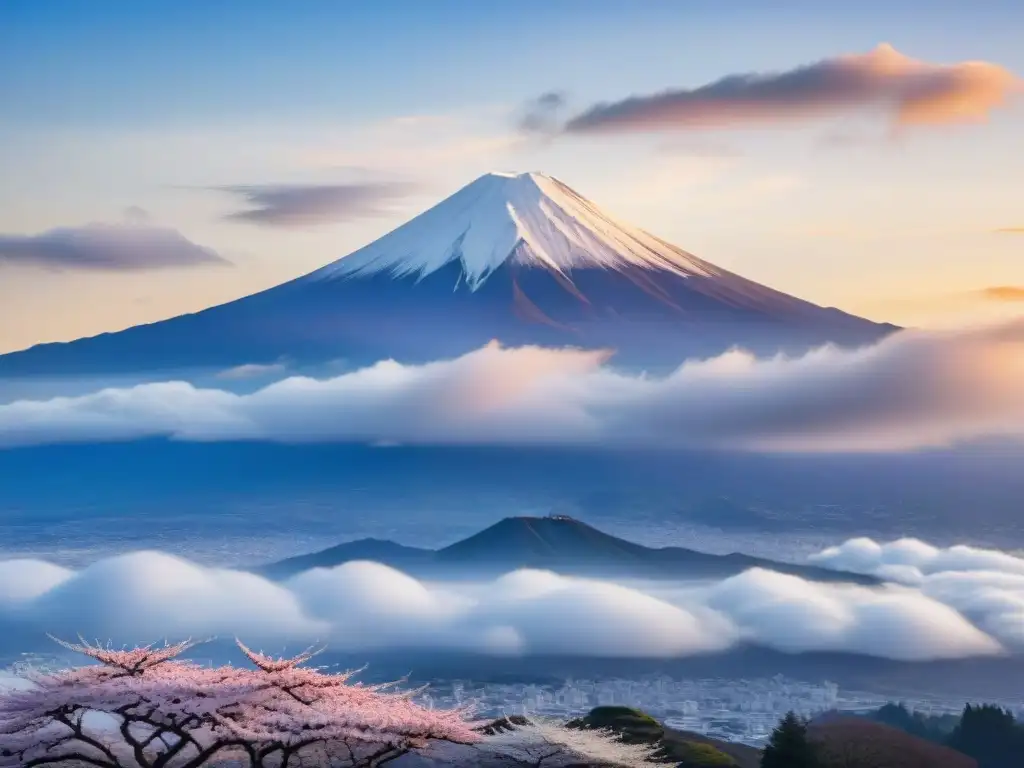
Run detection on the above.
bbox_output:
[255,514,878,584]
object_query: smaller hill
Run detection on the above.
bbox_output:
[435,516,650,565]
[568,706,760,768]
[810,717,977,768]
[256,515,876,584]
[259,538,430,580]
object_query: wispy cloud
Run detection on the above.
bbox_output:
[979,286,1024,302]
[558,44,1019,135]
[854,287,1024,325]
[518,91,568,135]
[3,322,1024,452]
[216,362,289,380]
[122,206,150,224]
[994,227,1024,234]
[217,182,417,227]
[0,222,229,271]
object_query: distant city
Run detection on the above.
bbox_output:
[416,674,1024,746]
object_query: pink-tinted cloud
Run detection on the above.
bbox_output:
[563,44,1020,134]
[4,323,1024,453]
[980,286,1024,302]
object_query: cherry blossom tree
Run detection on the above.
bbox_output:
[0,637,481,768]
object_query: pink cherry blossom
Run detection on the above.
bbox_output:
[0,637,481,768]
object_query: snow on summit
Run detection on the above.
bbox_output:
[310,172,717,289]
[0,169,897,379]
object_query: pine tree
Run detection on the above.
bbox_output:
[761,711,821,768]
[946,704,1024,768]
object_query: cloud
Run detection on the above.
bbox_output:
[810,538,1024,648]
[217,182,417,227]
[811,537,1024,583]
[0,549,1005,661]
[0,342,608,449]
[0,223,230,271]
[122,206,150,224]
[857,286,1024,318]
[215,362,289,380]
[518,91,568,135]
[702,568,997,661]
[561,44,1020,134]
[4,323,1024,452]
[0,560,72,604]
[994,227,1024,234]
[979,286,1024,302]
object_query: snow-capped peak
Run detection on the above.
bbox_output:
[309,171,717,289]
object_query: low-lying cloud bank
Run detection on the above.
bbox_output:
[2,539,1019,662]
[813,538,1024,582]
[3,321,1024,452]
[812,538,1024,649]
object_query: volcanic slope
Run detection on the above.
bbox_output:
[0,172,897,378]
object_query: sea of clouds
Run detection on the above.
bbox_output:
[1,320,1024,452]
[811,538,1024,648]
[5,537,1024,662]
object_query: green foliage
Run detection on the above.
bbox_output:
[575,706,663,737]
[761,712,821,768]
[570,706,739,767]
[569,706,665,748]
[673,740,737,766]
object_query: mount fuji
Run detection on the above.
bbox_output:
[0,172,896,381]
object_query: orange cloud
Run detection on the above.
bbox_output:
[980,286,1024,302]
[563,44,1020,134]
[994,227,1024,234]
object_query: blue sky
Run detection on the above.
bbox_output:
[1,0,1022,352]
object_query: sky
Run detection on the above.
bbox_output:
[1,0,1023,354]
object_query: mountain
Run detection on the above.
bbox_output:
[256,514,877,584]
[0,172,896,380]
